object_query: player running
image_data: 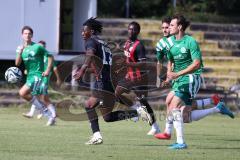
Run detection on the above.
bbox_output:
[153,14,234,149]
[15,26,55,126]
[22,40,61,125]
[114,21,160,135]
[74,18,152,145]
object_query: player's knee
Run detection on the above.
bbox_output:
[103,114,113,122]
[85,100,93,108]
[19,90,25,97]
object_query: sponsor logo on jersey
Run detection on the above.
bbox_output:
[180,47,187,53]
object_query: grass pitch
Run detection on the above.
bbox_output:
[0,106,239,160]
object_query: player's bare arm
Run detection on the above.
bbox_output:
[73,49,94,80]
[42,55,53,77]
[167,59,201,80]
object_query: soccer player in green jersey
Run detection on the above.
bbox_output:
[155,16,171,87]
[15,26,55,126]
[154,15,234,149]
[22,40,61,124]
[155,17,229,140]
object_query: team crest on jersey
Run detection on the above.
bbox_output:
[180,47,187,53]
[30,51,36,56]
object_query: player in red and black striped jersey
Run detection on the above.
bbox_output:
[115,21,160,135]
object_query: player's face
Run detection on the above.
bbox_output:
[128,24,139,40]
[22,29,32,42]
[162,22,170,37]
[81,25,92,40]
[169,19,179,35]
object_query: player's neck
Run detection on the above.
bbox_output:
[129,37,138,42]
[24,41,32,47]
[175,32,185,40]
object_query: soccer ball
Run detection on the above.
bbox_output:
[5,67,23,83]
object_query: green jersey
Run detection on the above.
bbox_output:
[166,35,203,74]
[155,37,169,61]
[16,42,51,95]
[44,56,57,71]
[18,42,51,77]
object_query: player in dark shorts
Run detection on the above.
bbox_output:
[114,21,160,135]
[74,18,151,145]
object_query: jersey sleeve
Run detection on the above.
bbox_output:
[189,39,202,60]
[85,39,97,54]
[40,45,51,57]
[155,38,170,61]
[167,51,173,62]
[135,42,147,61]
[156,43,165,61]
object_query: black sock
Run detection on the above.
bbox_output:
[139,98,156,123]
[85,102,100,133]
[103,110,138,122]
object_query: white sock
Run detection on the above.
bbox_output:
[30,97,54,118]
[191,107,220,121]
[47,104,56,118]
[165,114,173,135]
[30,96,45,111]
[172,109,184,144]
[151,122,160,131]
[28,104,36,116]
[196,98,212,109]
[93,131,102,139]
[130,102,140,110]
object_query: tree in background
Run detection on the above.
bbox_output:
[98,0,240,23]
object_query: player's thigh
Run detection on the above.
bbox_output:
[166,91,175,106]
[115,78,132,97]
[168,95,184,111]
[19,84,31,97]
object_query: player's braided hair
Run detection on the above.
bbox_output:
[83,17,103,34]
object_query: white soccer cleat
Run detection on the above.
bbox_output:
[85,136,103,145]
[46,117,56,126]
[137,106,154,125]
[130,116,139,122]
[37,113,43,120]
[22,113,33,118]
[147,128,160,136]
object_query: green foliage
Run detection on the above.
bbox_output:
[98,0,240,23]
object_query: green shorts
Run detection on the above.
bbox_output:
[39,71,53,95]
[172,74,201,105]
[25,75,43,95]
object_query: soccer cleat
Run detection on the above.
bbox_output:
[85,136,103,145]
[22,113,33,118]
[211,94,221,105]
[168,143,187,150]
[138,106,154,125]
[147,128,160,136]
[130,116,139,122]
[154,132,171,140]
[216,102,234,119]
[46,117,56,126]
[37,113,43,120]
